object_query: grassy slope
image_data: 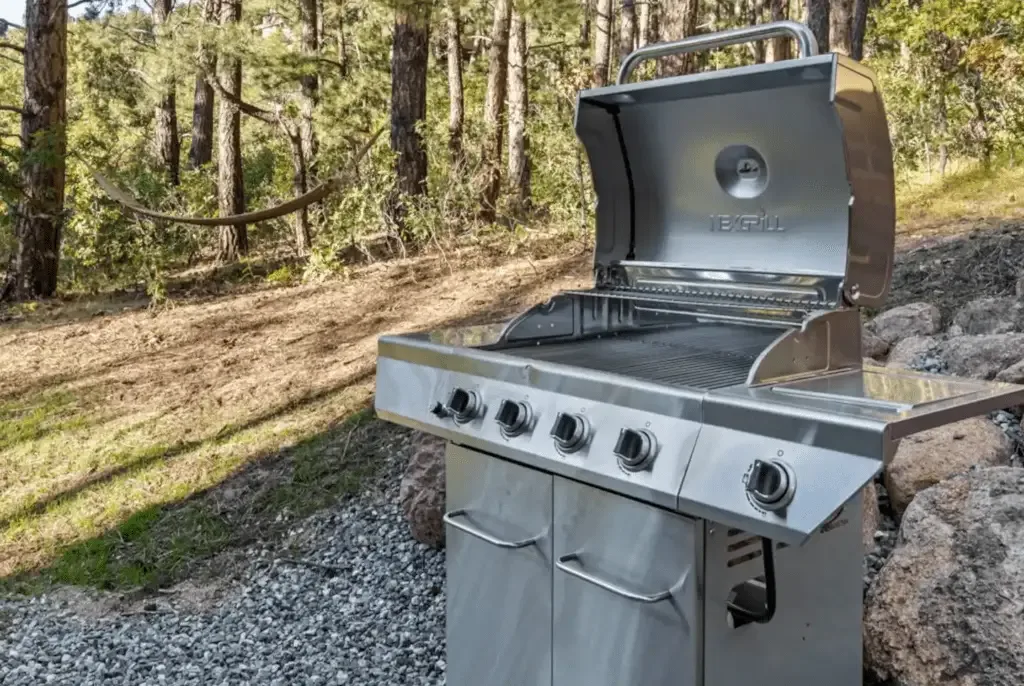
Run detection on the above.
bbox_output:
[0,239,591,592]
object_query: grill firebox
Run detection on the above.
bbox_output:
[374,20,1024,686]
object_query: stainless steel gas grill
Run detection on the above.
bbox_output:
[375,21,1024,686]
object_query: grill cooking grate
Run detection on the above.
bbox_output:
[501,324,784,391]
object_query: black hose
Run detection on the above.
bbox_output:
[727,537,777,628]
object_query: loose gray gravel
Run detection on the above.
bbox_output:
[0,455,446,686]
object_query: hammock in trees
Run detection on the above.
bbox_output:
[87,126,384,226]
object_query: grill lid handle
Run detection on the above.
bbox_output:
[617,20,819,85]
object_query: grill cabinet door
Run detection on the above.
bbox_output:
[445,444,553,686]
[553,477,700,686]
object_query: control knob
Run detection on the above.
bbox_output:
[745,459,796,511]
[495,399,533,437]
[444,387,482,424]
[551,412,590,453]
[613,428,658,471]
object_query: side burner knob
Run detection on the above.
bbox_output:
[746,459,796,511]
[551,412,590,453]
[445,387,481,423]
[495,399,532,437]
[614,428,657,472]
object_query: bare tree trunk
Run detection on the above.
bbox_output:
[970,69,992,168]
[765,0,790,61]
[619,0,636,62]
[805,0,829,54]
[849,0,867,60]
[507,7,530,216]
[580,0,592,47]
[189,0,218,169]
[8,0,67,300]
[593,0,612,85]
[446,0,465,173]
[286,129,312,254]
[937,82,948,177]
[390,0,431,231]
[829,0,852,56]
[749,0,766,63]
[299,0,319,177]
[637,0,651,47]
[658,0,698,76]
[153,0,180,185]
[217,0,247,261]
[479,0,512,221]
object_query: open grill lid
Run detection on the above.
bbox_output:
[574,21,896,311]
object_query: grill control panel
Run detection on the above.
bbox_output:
[613,428,658,472]
[550,412,590,453]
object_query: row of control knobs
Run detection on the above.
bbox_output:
[432,387,657,472]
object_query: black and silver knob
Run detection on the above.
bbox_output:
[551,412,590,453]
[746,459,796,511]
[495,399,532,437]
[614,428,658,472]
[445,387,481,424]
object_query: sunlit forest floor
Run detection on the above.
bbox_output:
[1,163,1022,593]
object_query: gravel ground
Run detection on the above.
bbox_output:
[0,451,446,686]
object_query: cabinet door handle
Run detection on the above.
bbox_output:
[444,509,545,549]
[557,553,686,604]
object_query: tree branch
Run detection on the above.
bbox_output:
[67,0,97,8]
[205,73,278,125]
[0,52,21,67]
[100,22,156,51]
[0,40,23,54]
[0,105,24,115]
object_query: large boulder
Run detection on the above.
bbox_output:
[861,484,880,553]
[941,333,1024,379]
[864,467,1024,686]
[884,417,1011,514]
[869,303,942,345]
[885,335,936,369]
[399,433,446,548]
[950,296,1024,335]
[862,329,890,360]
[995,358,1024,383]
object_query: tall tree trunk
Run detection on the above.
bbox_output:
[188,0,217,169]
[619,0,636,62]
[829,0,852,56]
[217,0,247,261]
[8,0,67,300]
[766,0,790,61]
[580,0,592,47]
[507,7,530,216]
[299,0,319,177]
[333,0,349,76]
[970,70,992,168]
[593,0,612,85]
[390,0,431,230]
[658,0,698,76]
[749,0,766,63]
[637,0,651,47]
[446,0,465,173]
[849,0,866,60]
[805,0,829,54]
[479,0,512,221]
[937,81,948,177]
[286,130,312,254]
[153,0,180,185]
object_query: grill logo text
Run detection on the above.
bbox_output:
[709,214,785,233]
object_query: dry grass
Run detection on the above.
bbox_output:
[895,163,1024,244]
[0,237,591,591]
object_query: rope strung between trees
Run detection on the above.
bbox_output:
[86,125,385,226]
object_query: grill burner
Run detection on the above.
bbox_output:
[374,20,1024,686]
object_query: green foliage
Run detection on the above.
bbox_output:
[1,1,1023,296]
